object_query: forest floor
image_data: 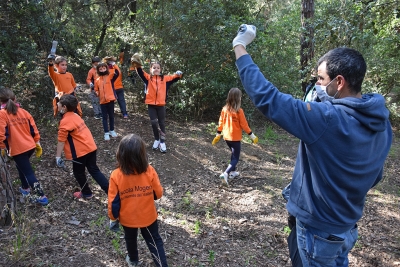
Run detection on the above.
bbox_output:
[0,87,399,267]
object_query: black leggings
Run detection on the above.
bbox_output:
[148,105,166,141]
[224,140,241,174]
[123,220,168,267]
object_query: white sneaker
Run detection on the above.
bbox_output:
[110,130,118,137]
[125,255,143,267]
[104,133,110,141]
[152,140,160,150]
[219,172,229,186]
[229,171,240,179]
[159,142,167,153]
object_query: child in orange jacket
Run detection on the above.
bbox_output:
[136,61,182,153]
[48,56,83,117]
[94,62,119,141]
[86,56,102,119]
[108,134,168,267]
[0,87,48,205]
[103,56,128,118]
[212,88,258,186]
[55,94,108,199]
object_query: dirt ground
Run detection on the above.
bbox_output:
[0,88,399,267]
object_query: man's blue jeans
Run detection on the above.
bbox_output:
[296,219,358,267]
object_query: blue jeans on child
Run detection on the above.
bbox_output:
[224,140,241,174]
[13,148,42,193]
[123,220,168,267]
[115,89,127,116]
[72,150,108,196]
[100,101,115,133]
[296,219,358,267]
[89,90,102,117]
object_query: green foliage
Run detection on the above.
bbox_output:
[0,0,399,122]
[206,122,217,135]
[209,250,216,265]
[283,225,291,235]
[193,219,201,234]
[181,191,192,208]
[8,210,38,262]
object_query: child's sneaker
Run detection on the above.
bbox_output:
[220,172,229,186]
[73,192,93,200]
[229,171,240,179]
[123,114,128,119]
[104,133,110,141]
[159,142,167,153]
[110,130,118,137]
[152,140,160,150]
[35,195,49,206]
[19,187,31,197]
[94,114,102,120]
[125,255,143,267]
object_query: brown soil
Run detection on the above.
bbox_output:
[0,89,399,267]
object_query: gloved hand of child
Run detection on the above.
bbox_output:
[109,219,120,232]
[47,54,56,63]
[56,157,65,168]
[250,133,258,144]
[130,53,142,68]
[212,134,221,145]
[232,24,257,49]
[175,70,183,76]
[35,143,42,158]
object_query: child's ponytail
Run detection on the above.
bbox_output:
[0,87,18,115]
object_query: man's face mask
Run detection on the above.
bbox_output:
[314,77,337,102]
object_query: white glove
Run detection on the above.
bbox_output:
[56,157,65,168]
[109,219,120,232]
[175,70,183,76]
[90,82,94,89]
[232,24,257,49]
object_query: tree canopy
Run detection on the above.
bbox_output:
[0,0,399,122]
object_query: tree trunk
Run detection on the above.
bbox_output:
[0,156,16,227]
[300,0,315,92]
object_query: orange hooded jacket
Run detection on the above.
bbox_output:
[57,111,97,159]
[136,67,182,106]
[108,165,163,228]
[0,107,40,156]
[217,108,252,141]
[94,68,119,104]
[113,64,124,90]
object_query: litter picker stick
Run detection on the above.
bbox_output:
[48,40,58,61]
[50,40,58,56]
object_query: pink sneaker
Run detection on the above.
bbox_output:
[73,192,93,199]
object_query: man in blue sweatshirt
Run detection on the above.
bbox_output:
[232,25,392,267]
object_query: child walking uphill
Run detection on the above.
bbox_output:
[212,88,258,186]
[55,94,109,199]
[108,134,168,267]
[94,62,119,141]
[134,56,182,153]
[0,87,48,205]
[48,56,83,117]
